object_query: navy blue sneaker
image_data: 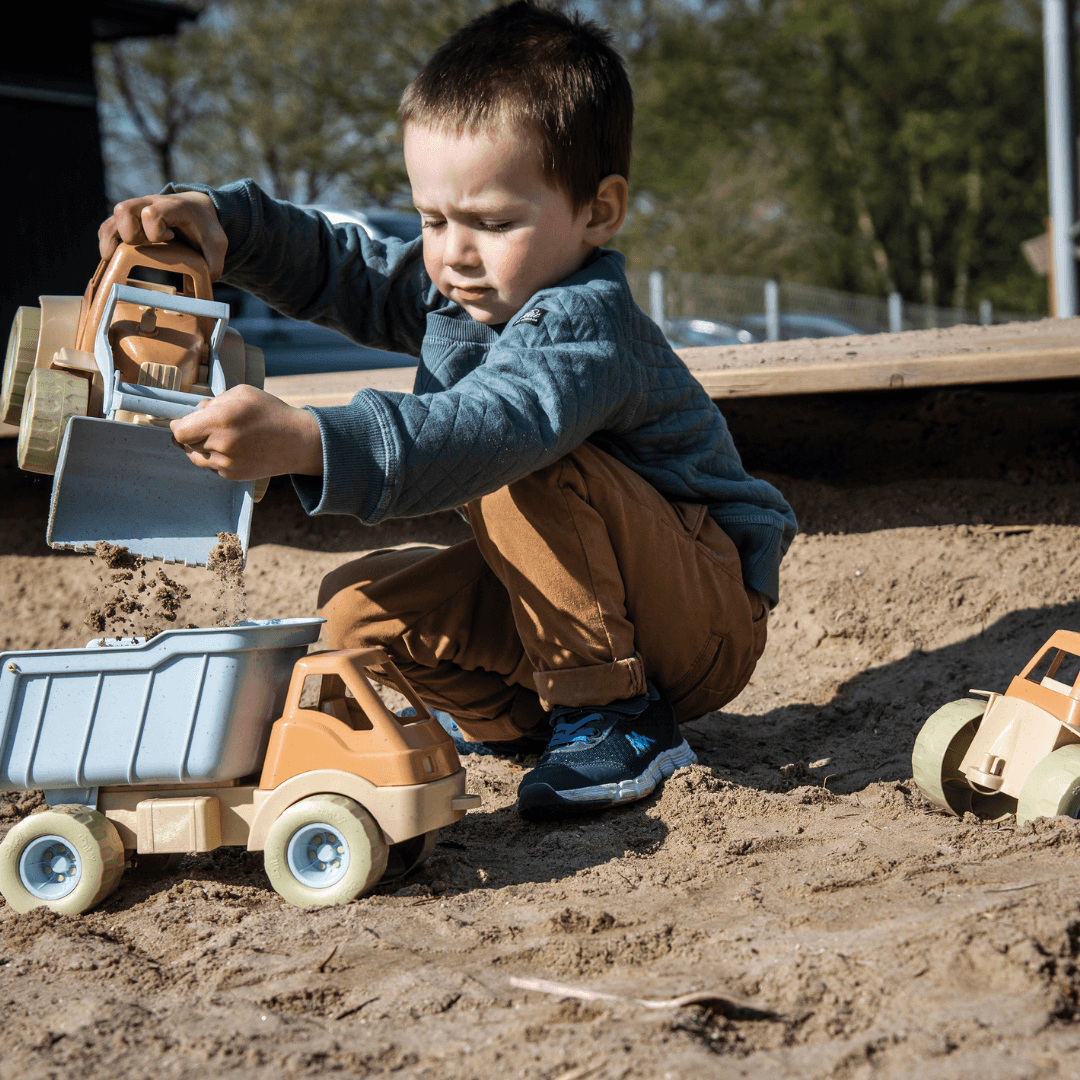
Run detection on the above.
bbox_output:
[516,682,696,819]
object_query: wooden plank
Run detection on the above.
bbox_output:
[264,366,416,408]
[694,344,1080,398]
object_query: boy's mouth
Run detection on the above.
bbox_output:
[451,285,491,301]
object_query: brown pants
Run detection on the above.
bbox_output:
[317,442,768,741]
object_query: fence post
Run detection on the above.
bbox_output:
[979,298,993,326]
[649,270,666,332]
[1044,0,1078,316]
[887,292,903,333]
[764,279,780,342]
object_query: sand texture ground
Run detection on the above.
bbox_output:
[3,384,1080,1078]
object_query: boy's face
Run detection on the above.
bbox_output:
[404,122,594,325]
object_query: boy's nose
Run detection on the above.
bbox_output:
[443,224,479,268]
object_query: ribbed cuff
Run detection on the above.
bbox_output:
[289,393,396,521]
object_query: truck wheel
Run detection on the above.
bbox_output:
[381,830,439,883]
[263,794,389,907]
[911,698,986,815]
[244,343,265,390]
[17,368,88,475]
[0,806,125,914]
[2,306,40,425]
[1016,745,1080,826]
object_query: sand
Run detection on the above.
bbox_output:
[3,400,1080,1078]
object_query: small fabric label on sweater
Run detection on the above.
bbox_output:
[514,307,547,326]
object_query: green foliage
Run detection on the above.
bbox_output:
[609,0,1050,313]
[97,0,486,206]
[99,0,1052,312]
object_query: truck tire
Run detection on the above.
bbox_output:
[263,794,389,907]
[1016,745,1080,826]
[17,368,88,475]
[2,305,41,425]
[911,698,986,815]
[0,806,125,914]
[381,829,439,883]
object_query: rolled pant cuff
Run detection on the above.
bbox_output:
[533,653,646,710]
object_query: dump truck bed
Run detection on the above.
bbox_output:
[0,619,322,793]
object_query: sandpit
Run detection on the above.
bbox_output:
[3,392,1080,1077]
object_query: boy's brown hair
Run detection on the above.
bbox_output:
[399,0,632,213]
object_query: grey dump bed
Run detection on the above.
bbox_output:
[0,619,323,793]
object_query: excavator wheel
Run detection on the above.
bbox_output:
[17,368,89,475]
[244,343,265,390]
[2,306,41,425]
[911,698,986,816]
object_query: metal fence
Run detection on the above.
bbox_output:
[627,269,1040,341]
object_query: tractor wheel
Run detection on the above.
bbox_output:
[218,327,247,390]
[911,698,986,815]
[0,806,125,914]
[381,830,439,883]
[244,343,265,390]
[263,794,388,907]
[1016,745,1080,826]
[2,306,41,425]
[17,368,88,475]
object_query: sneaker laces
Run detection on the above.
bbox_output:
[547,689,651,751]
[549,710,612,749]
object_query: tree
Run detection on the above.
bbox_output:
[609,0,1050,312]
[96,0,486,206]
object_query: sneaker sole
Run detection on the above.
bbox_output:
[518,740,697,816]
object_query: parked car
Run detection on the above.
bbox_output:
[664,317,758,349]
[218,206,423,378]
[739,313,864,341]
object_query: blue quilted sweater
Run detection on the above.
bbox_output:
[173,180,797,605]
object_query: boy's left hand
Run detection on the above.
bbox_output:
[170,385,324,480]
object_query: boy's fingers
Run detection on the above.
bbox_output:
[98,193,227,279]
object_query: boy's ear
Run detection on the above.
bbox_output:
[583,174,628,245]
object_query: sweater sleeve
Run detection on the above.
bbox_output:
[291,305,641,522]
[161,179,443,358]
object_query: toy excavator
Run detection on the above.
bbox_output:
[2,241,266,566]
[913,631,1080,825]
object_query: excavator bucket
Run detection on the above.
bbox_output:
[47,416,253,566]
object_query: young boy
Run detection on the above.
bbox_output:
[99,1,796,819]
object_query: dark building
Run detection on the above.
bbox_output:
[2,1,195,343]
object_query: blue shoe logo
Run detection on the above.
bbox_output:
[627,732,654,753]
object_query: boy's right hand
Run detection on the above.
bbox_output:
[98,191,228,280]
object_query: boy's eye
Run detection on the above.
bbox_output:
[479,221,513,232]
[420,219,445,230]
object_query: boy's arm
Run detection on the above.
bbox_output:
[103,181,442,357]
[179,180,442,357]
[290,312,646,522]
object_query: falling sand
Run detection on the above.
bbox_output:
[82,541,192,640]
[82,533,246,639]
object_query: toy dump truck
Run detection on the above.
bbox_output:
[2,241,267,566]
[912,630,1080,825]
[0,619,480,914]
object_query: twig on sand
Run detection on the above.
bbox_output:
[985,881,1043,893]
[509,976,781,1019]
[821,774,837,811]
[334,997,380,1020]
[316,944,338,972]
